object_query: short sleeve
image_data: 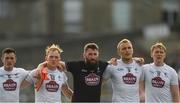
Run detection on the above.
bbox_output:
[20,68,29,80]
[170,69,179,85]
[140,65,145,81]
[25,69,37,84]
[62,72,68,84]
[103,64,113,81]
[66,61,75,73]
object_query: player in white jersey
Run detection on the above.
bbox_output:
[103,39,144,102]
[22,44,73,103]
[25,67,68,102]
[142,42,180,102]
[0,48,29,103]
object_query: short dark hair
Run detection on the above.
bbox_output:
[2,48,16,55]
[84,43,99,51]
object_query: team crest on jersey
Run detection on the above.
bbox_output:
[85,73,100,86]
[151,76,165,88]
[3,79,17,91]
[46,81,59,92]
[122,73,137,84]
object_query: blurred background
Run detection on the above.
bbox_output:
[0,0,180,102]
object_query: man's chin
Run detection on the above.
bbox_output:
[4,66,13,70]
[89,61,98,65]
[123,57,132,61]
[6,65,13,68]
[85,61,98,70]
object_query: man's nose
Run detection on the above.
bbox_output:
[92,54,97,58]
[157,52,162,55]
[7,59,12,61]
[51,57,57,60]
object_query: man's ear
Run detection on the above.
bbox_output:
[1,56,3,64]
[164,53,166,59]
[15,57,17,64]
[83,52,85,58]
[150,52,153,58]
[45,56,47,61]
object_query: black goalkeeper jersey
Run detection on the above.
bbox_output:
[66,60,108,102]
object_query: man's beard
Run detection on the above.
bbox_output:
[85,59,99,71]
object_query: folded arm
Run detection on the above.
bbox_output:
[61,83,73,100]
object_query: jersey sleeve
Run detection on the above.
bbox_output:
[99,60,109,72]
[140,65,145,81]
[19,68,29,80]
[62,72,68,84]
[25,69,37,84]
[66,61,74,73]
[170,68,179,85]
[103,64,113,81]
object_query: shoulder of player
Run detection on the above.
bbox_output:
[105,60,122,71]
[0,67,4,73]
[66,60,83,65]
[163,64,177,73]
[106,64,117,72]
[99,60,108,65]
[97,60,108,69]
[13,67,28,72]
[0,66,3,70]
[140,64,152,72]
[57,70,66,74]
[142,63,153,68]
[27,68,38,75]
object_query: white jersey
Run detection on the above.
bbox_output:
[142,63,178,102]
[0,66,28,103]
[26,68,67,103]
[103,59,143,102]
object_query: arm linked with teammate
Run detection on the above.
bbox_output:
[61,83,73,100]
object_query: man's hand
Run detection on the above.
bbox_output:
[37,61,47,70]
[61,83,73,100]
[133,57,144,66]
[108,58,117,65]
[57,61,66,72]
[35,61,47,81]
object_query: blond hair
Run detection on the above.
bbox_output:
[117,39,132,55]
[45,44,63,56]
[151,42,166,53]
[117,39,132,49]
